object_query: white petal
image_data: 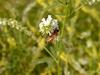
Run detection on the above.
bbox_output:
[47,15,52,22]
[42,18,45,22]
[39,22,44,28]
[52,19,58,29]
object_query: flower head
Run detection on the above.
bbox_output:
[39,15,59,36]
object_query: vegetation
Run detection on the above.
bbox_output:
[0,0,100,75]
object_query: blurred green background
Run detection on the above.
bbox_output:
[0,0,100,75]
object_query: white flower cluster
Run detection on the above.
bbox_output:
[39,15,59,36]
[0,18,21,30]
[81,0,100,6]
[0,18,36,40]
[0,18,7,26]
[88,0,100,5]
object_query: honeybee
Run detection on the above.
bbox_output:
[46,28,59,43]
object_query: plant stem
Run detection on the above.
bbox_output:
[44,47,58,64]
[61,3,68,38]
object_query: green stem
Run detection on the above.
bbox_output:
[61,4,67,38]
[57,61,62,75]
[44,47,58,64]
[44,47,61,75]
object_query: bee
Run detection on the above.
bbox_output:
[46,28,59,43]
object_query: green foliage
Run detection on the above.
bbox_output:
[0,0,100,75]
